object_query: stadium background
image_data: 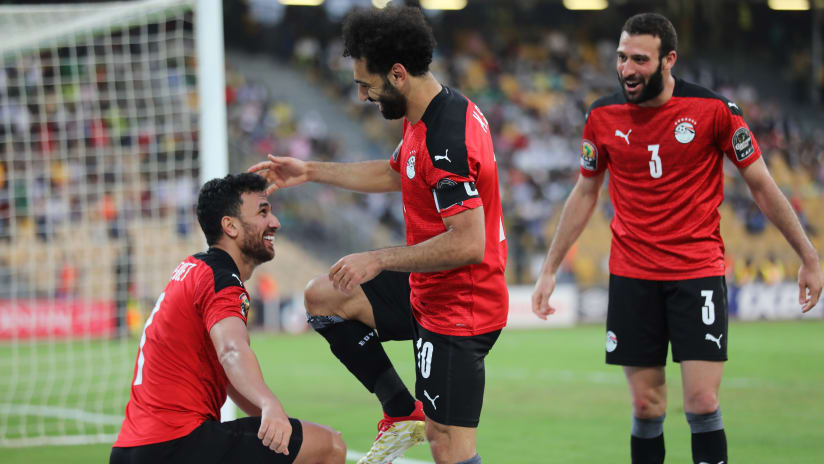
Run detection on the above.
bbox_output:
[1,0,822,462]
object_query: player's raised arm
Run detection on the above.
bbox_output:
[248,154,401,195]
[738,158,823,312]
[532,171,605,319]
[209,316,292,455]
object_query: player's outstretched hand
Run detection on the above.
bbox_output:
[798,260,823,313]
[329,251,382,294]
[532,272,557,320]
[248,154,309,195]
[258,401,292,455]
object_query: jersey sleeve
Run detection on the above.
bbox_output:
[714,99,761,169]
[580,110,607,177]
[424,116,483,218]
[197,272,249,332]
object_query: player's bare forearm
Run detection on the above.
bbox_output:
[540,172,604,276]
[741,159,819,265]
[372,206,486,273]
[210,318,285,414]
[307,159,401,193]
[227,383,261,417]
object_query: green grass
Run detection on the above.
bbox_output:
[2,320,824,463]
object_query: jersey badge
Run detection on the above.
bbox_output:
[674,117,696,144]
[606,330,618,352]
[406,154,416,179]
[581,139,598,171]
[732,127,755,161]
[239,293,250,318]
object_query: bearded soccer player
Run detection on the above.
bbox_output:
[110,173,346,464]
[249,7,507,464]
[531,12,823,464]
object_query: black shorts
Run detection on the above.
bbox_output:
[362,271,500,427]
[110,417,303,464]
[606,274,728,366]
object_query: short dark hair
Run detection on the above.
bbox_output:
[196,173,267,246]
[342,6,435,77]
[622,13,678,58]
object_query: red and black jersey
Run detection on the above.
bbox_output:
[114,248,250,447]
[580,78,761,280]
[389,86,508,336]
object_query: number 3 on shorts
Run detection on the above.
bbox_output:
[701,290,715,325]
[416,338,434,379]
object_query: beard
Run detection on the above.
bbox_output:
[372,77,407,120]
[619,60,665,104]
[239,220,275,265]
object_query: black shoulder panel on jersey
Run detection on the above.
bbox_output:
[194,248,245,293]
[421,87,471,178]
[674,78,744,116]
[585,91,626,121]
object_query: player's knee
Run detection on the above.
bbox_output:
[425,423,449,461]
[326,430,346,464]
[304,276,336,316]
[684,390,719,415]
[632,393,666,418]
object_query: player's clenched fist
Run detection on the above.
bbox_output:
[258,403,292,454]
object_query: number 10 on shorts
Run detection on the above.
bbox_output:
[416,338,434,379]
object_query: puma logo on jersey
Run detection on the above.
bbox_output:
[615,129,632,145]
[728,102,740,111]
[434,149,451,163]
[231,273,244,287]
[705,333,723,349]
[423,390,440,410]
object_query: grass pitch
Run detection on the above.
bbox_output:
[2,319,823,463]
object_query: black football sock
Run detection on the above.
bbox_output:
[308,315,415,417]
[687,409,727,464]
[631,415,666,464]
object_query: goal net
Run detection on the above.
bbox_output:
[0,0,224,446]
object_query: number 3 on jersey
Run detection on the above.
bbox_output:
[134,292,165,385]
[648,144,662,178]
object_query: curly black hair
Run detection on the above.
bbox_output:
[342,6,436,77]
[196,173,267,246]
[622,13,678,58]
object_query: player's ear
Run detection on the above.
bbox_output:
[662,50,677,72]
[388,63,407,87]
[221,216,239,239]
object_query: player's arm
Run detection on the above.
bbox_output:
[226,383,260,417]
[739,157,823,312]
[532,171,605,319]
[209,316,292,455]
[328,206,485,292]
[248,154,401,195]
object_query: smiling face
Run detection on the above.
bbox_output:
[616,32,673,104]
[353,57,408,120]
[234,191,280,265]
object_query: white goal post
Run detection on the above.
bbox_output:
[0,0,228,447]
